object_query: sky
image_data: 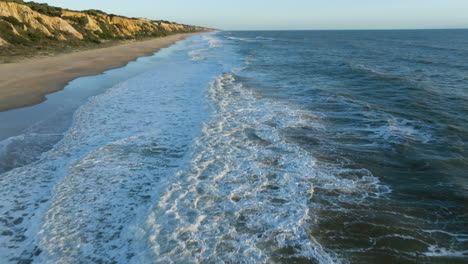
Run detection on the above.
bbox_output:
[40,0,468,30]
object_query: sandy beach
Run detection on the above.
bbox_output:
[0,33,195,112]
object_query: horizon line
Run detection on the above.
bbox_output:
[218,27,468,32]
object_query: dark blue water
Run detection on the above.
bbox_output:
[224,30,468,263]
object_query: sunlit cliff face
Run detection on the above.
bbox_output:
[0,1,209,45]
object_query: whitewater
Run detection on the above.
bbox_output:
[1,31,467,263]
[0,32,342,263]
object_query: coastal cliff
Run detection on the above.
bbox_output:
[0,0,209,60]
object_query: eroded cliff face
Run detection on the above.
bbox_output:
[61,11,102,33]
[0,1,209,46]
[0,1,83,39]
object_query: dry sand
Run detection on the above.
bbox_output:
[0,33,195,112]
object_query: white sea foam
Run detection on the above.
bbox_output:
[370,117,433,144]
[189,48,209,61]
[188,33,223,61]
[0,133,63,173]
[319,95,435,147]
[0,33,220,264]
[424,245,468,258]
[227,36,276,42]
[203,34,223,48]
[0,32,395,264]
[126,73,389,263]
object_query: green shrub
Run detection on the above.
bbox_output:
[94,20,120,39]
[0,16,21,26]
[81,31,101,44]
[0,20,13,34]
[26,29,44,41]
[83,9,106,16]
[0,20,28,45]
[3,1,61,16]
[86,36,101,44]
[63,16,88,27]
[31,3,61,17]
[2,0,25,4]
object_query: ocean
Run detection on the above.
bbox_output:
[0,30,467,263]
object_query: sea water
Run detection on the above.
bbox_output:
[0,30,467,263]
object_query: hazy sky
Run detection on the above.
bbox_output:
[41,0,468,30]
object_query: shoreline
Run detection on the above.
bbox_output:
[0,33,198,112]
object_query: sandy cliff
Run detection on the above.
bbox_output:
[0,2,83,39]
[0,1,209,46]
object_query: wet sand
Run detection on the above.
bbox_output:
[0,33,195,112]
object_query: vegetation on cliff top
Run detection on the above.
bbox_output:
[0,0,210,62]
[3,0,63,17]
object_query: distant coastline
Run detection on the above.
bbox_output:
[0,0,210,111]
[0,1,210,62]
